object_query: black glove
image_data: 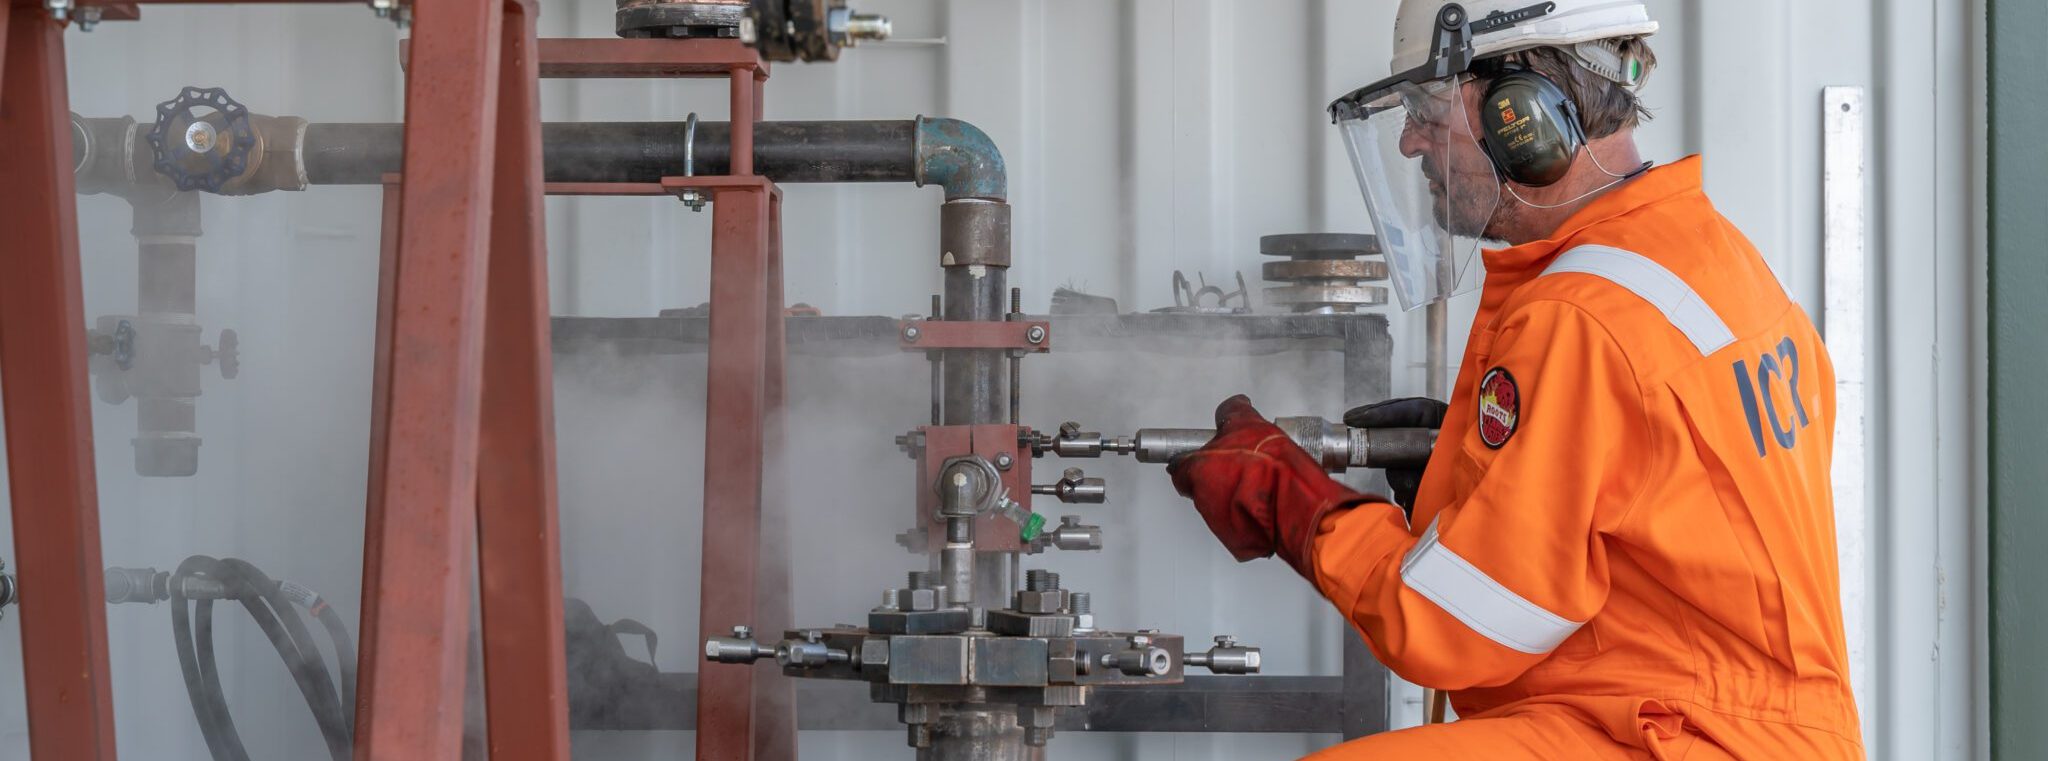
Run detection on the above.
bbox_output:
[1342,397,1447,515]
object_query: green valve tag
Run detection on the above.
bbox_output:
[1019,513,1046,542]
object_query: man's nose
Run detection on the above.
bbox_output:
[1399,122,1430,159]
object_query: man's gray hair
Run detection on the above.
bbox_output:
[1506,36,1659,139]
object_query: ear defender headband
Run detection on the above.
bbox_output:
[1474,62,1587,187]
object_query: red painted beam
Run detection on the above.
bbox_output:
[0,5,119,760]
[693,176,773,761]
[475,2,569,759]
[399,37,767,80]
[352,0,504,758]
[357,177,402,748]
[753,191,796,761]
[542,182,669,196]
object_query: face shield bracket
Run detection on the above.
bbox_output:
[1327,2,1561,122]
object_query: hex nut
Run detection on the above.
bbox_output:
[1016,705,1057,728]
[903,588,940,612]
[1015,589,1068,615]
[868,608,974,636]
[985,608,1076,638]
[861,639,891,669]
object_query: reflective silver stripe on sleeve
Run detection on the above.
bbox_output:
[1400,517,1584,655]
[1541,245,1736,355]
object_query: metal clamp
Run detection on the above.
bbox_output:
[679,112,707,212]
[896,319,1052,352]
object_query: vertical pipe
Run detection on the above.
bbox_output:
[938,199,1011,426]
[475,4,571,758]
[353,0,505,757]
[0,6,120,757]
[936,462,983,610]
[941,517,976,609]
[130,192,204,478]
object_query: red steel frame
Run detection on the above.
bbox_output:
[0,4,119,759]
[387,36,793,760]
[0,0,576,759]
[3,2,790,756]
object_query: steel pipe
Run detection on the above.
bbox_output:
[294,117,1008,200]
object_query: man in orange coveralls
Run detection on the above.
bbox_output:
[1167,1,1865,758]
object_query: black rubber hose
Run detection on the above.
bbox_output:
[218,559,351,761]
[312,604,357,714]
[193,598,251,761]
[171,556,249,761]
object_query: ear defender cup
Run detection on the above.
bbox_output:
[1476,69,1587,187]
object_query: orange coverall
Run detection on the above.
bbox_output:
[1309,157,1864,759]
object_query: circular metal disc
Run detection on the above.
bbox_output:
[1262,260,1390,282]
[616,0,746,38]
[1263,285,1391,307]
[1259,233,1381,259]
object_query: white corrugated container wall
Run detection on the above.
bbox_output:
[0,0,1985,759]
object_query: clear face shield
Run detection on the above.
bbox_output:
[1334,76,1500,311]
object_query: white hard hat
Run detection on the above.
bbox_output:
[1324,1,1660,312]
[1388,0,1658,74]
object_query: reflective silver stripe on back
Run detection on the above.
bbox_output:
[1400,517,1584,655]
[1541,245,1736,355]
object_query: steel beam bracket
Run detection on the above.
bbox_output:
[897,319,1049,353]
[914,424,1034,552]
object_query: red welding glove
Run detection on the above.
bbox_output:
[1167,395,1390,581]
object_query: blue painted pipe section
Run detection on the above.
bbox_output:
[915,117,1008,202]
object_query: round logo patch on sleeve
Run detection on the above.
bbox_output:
[1477,367,1520,449]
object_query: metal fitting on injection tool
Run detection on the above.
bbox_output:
[1032,467,1106,504]
[1027,516,1102,554]
[1100,634,1173,677]
[1184,635,1263,675]
[704,624,775,664]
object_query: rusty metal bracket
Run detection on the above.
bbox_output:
[898,320,1050,353]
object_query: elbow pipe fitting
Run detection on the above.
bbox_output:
[913,116,1007,202]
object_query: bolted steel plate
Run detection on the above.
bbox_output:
[1262,260,1391,282]
[1263,285,1391,307]
[1259,233,1381,259]
[888,636,972,685]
